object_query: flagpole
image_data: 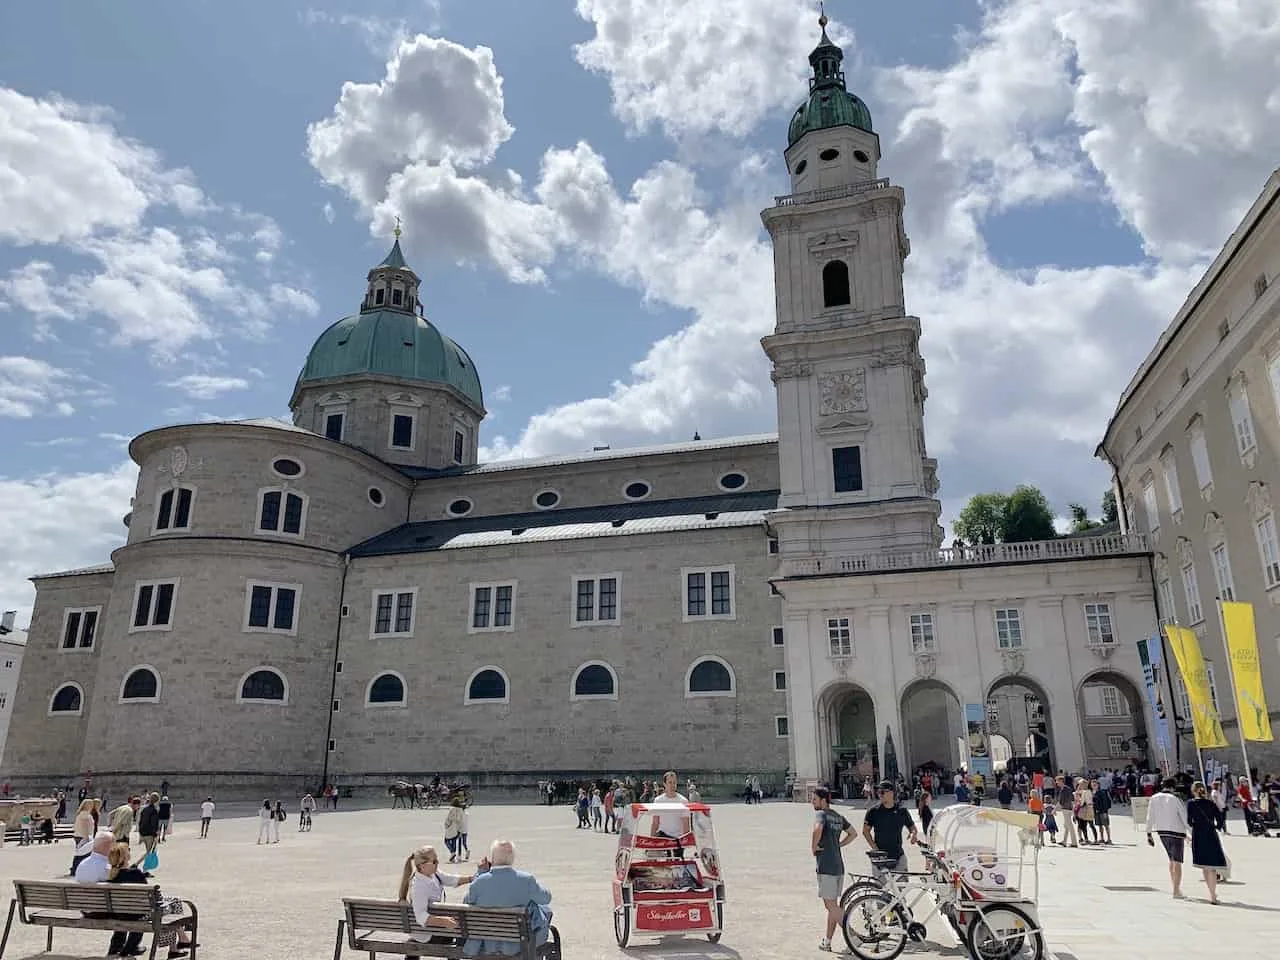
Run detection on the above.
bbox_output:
[1215,598,1254,783]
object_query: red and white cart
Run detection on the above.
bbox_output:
[612,800,725,947]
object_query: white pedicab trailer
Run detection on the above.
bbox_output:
[927,804,1045,960]
[612,801,725,947]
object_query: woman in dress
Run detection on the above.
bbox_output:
[1187,781,1227,904]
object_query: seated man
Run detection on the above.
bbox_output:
[462,840,553,956]
[76,830,147,958]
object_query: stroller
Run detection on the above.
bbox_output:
[1245,792,1277,837]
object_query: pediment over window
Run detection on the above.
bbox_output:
[1203,511,1225,542]
[1247,481,1272,521]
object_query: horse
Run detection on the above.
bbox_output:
[389,780,424,809]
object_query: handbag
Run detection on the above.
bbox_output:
[142,847,159,872]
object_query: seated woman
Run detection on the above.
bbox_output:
[398,845,489,942]
[107,843,196,959]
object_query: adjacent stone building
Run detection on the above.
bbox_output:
[3,18,1163,797]
[1098,166,1280,775]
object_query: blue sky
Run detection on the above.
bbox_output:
[3,0,1279,621]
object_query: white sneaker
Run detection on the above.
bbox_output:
[819,938,832,952]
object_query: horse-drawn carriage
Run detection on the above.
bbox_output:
[389,779,472,809]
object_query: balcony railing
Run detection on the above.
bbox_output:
[781,533,1151,578]
[773,179,891,207]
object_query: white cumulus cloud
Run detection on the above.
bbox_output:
[164,374,253,400]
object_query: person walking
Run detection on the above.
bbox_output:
[157,795,172,842]
[1054,777,1078,847]
[811,787,853,952]
[270,801,285,843]
[299,793,315,831]
[199,797,215,838]
[444,798,465,863]
[1210,780,1229,834]
[1188,781,1227,904]
[137,793,161,855]
[1092,778,1113,845]
[257,799,273,845]
[1147,779,1191,899]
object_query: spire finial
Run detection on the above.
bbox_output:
[393,215,402,239]
[818,1,828,29]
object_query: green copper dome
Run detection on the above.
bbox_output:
[787,22,874,146]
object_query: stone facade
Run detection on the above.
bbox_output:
[1100,167,1280,774]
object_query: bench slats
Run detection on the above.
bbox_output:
[340,899,550,960]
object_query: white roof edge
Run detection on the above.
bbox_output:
[435,511,769,550]
[471,433,778,475]
[31,563,116,581]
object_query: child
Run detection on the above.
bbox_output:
[1042,800,1059,845]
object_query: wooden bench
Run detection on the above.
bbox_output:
[0,880,198,960]
[336,899,561,960]
[3,823,74,845]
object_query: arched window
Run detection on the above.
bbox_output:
[571,662,618,701]
[239,668,287,703]
[465,666,509,704]
[367,672,406,706]
[822,260,851,308]
[49,683,83,715]
[686,657,736,698]
[120,666,160,702]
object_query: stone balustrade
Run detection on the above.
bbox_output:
[773,178,891,207]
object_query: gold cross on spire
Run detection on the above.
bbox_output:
[393,215,402,238]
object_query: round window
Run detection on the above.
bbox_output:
[719,472,748,491]
[271,458,303,478]
[794,159,808,175]
[534,490,560,510]
[819,148,840,162]
[853,149,870,163]
[368,487,385,507]
[624,481,651,501]
[447,498,473,517]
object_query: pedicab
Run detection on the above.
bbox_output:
[612,800,725,947]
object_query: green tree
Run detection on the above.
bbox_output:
[1002,485,1057,542]
[1101,489,1118,525]
[1068,503,1101,534]
[954,493,1008,545]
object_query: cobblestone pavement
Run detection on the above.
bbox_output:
[0,799,1276,959]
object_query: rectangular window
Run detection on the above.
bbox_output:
[774,670,787,691]
[61,607,100,650]
[768,537,780,556]
[453,429,465,464]
[1101,686,1124,717]
[1211,543,1236,601]
[1160,454,1182,518]
[1230,390,1256,456]
[1268,354,1280,419]
[392,288,403,306]
[832,446,863,493]
[1181,562,1204,624]
[470,582,516,632]
[1158,577,1177,625]
[131,580,177,632]
[573,576,620,624]
[258,490,306,536]
[324,412,345,442]
[244,582,299,634]
[682,567,735,620]
[1255,514,1280,588]
[994,608,1023,649]
[1083,602,1115,646]
[0,694,6,710]
[155,486,194,531]
[391,412,415,450]
[1189,428,1213,491]
[1141,478,1160,535]
[827,616,852,657]
[371,589,416,637]
[775,716,789,738]
[1107,734,1125,758]
[909,613,936,653]
[772,626,785,647]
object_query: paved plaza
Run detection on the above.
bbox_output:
[0,799,1276,960]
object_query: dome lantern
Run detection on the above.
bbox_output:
[787,8,874,148]
[362,219,421,315]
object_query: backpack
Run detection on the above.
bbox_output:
[275,807,286,822]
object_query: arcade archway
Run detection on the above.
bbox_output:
[1076,670,1150,769]
[899,678,963,775]
[817,682,878,799]
[985,676,1054,773]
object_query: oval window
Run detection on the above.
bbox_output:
[624,481,651,501]
[794,159,808,175]
[368,487,385,507]
[719,472,747,491]
[534,490,560,510]
[819,148,840,162]
[853,149,870,163]
[271,458,303,478]
[447,498,473,517]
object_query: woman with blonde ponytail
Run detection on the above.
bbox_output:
[397,845,489,941]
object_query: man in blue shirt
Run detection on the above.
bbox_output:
[811,787,853,952]
[462,840,554,956]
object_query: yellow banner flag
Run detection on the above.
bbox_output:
[1163,625,1228,749]
[1221,601,1274,742]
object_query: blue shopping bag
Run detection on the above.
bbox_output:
[142,847,159,872]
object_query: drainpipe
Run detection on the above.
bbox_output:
[319,553,350,793]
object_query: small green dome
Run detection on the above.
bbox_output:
[296,310,483,410]
[787,23,874,147]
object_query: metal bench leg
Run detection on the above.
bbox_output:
[45,924,53,953]
[333,919,345,960]
[0,900,16,960]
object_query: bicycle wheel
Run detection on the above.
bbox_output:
[841,889,907,960]
[839,875,883,908]
[964,903,1043,960]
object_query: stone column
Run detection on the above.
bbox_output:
[786,609,822,780]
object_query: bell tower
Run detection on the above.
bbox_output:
[762,11,941,559]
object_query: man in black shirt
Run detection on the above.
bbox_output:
[862,780,918,872]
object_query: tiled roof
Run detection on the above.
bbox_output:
[30,563,115,581]
[399,433,778,479]
[349,489,780,557]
